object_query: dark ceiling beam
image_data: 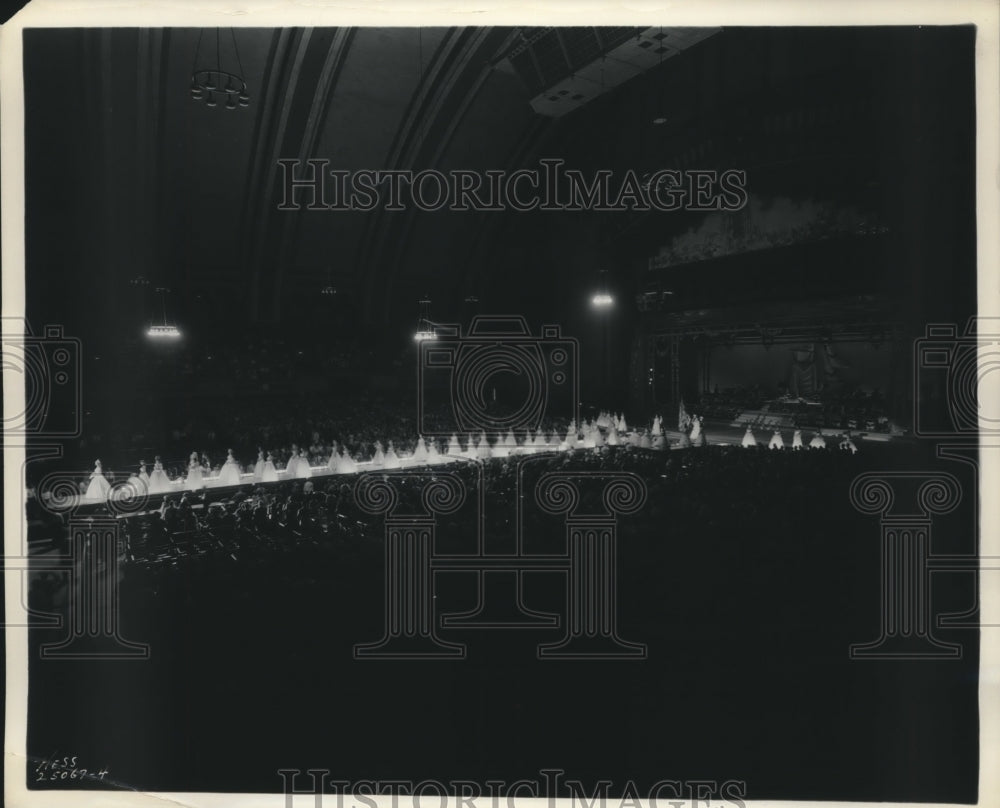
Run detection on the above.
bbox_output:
[373,27,511,321]
[355,27,467,322]
[151,29,171,284]
[239,28,312,323]
[274,27,356,314]
[554,29,573,74]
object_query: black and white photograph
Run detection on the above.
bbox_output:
[3,1,999,807]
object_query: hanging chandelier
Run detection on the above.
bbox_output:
[190,28,249,110]
[147,287,182,339]
[413,297,437,341]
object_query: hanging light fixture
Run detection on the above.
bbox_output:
[147,287,182,338]
[190,28,250,109]
[321,265,337,296]
[413,296,437,341]
[651,27,668,125]
[591,270,614,307]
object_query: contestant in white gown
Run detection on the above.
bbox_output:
[477,432,492,459]
[253,449,265,482]
[326,442,339,471]
[148,456,171,494]
[839,433,858,454]
[690,416,704,447]
[262,452,279,483]
[768,429,785,450]
[427,440,442,464]
[219,449,243,487]
[809,432,827,449]
[339,447,357,473]
[85,460,111,501]
[607,424,620,446]
[384,441,401,468]
[791,429,804,450]
[126,464,148,495]
[741,424,758,448]
[372,441,385,466]
[296,449,312,478]
[186,452,205,491]
[412,437,429,464]
[285,444,300,476]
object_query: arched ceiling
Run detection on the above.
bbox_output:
[24,26,718,330]
[24,25,976,342]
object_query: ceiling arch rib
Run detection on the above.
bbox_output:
[354,27,460,321]
[374,27,513,322]
[274,27,356,317]
[240,28,310,323]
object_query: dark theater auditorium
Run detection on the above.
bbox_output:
[17,20,982,803]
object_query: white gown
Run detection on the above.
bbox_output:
[219,452,242,487]
[809,434,827,449]
[148,461,171,494]
[262,455,279,483]
[741,427,757,448]
[412,437,429,464]
[85,464,111,500]
[690,418,704,447]
[768,430,785,450]
[186,460,204,491]
[253,452,265,482]
[384,443,401,469]
[792,430,804,450]
[125,472,146,496]
[477,432,492,459]
[295,452,312,478]
[339,449,357,474]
